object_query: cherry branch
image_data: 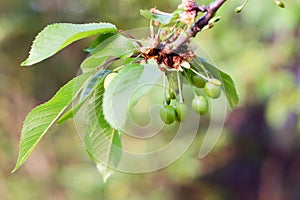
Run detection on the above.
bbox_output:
[162,0,227,55]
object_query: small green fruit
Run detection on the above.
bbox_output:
[234,5,243,13]
[166,97,171,105]
[160,105,176,124]
[192,75,206,88]
[175,103,188,121]
[210,78,222,86]
[192,96,208,115]
[275,0,285,8]
[104,72,118,90]
[169,91,176,99]
[205,82,221,99]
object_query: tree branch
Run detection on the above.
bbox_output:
[162,0,227,55]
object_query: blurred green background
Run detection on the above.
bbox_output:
[0,0,299,199]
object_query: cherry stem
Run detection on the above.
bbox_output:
[163,72,167,105]
[177,71,184,103]
[189,68,210,81]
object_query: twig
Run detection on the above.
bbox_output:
[162,0,227,54]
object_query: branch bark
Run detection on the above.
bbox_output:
[162,0,227,55]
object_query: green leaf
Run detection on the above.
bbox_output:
[57,70,110,124]
[80,70,110,101]
[192,58,239,109]
[80,56,108,73]
[12,72,92,172]
[219,70,239,109]
[128,60,162,110]
[56,99,86,125]
[84,78,122,182]
[128,84,154,110]
[21,23,117,66]
[93,75,114,133]
[103,63,143,130]
[91,34,137,57]
[81,34,137,72]
[103,60,161,130]
[140,9,175,25]
[84,32,116,53]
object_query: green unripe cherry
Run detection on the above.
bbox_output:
[192,96,208,115]
[210,78,222,86]
[192,75,206,88]
[205,81,221,99]
[169,91,176,99]
[165,97,171,105]
[104,72,118,90]
[160,105,176,124]
[275,0,285,8]
[175,103,188,121]
[235,5,243,13]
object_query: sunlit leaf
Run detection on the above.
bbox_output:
[81,34,138,72]
[103,60,161,130]
[21,23,117,66]
[84,78,122,182]
[80,56,108,73]
[57,70,110,124]
[91,34,137,57]
[103,63,142,130]
[12,72,92,172]
[128,60,162,110]
[84,32,116,53]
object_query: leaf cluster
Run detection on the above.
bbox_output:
[13,2,241,181]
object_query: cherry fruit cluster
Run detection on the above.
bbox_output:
[159,65,222,125]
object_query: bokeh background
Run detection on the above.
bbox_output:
[1,0,299,199]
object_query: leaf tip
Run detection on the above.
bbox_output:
[11,162,21,173]
[20,60,29,66]
[96,163,113,183]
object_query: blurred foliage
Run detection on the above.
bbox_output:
[0,0,299,199]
